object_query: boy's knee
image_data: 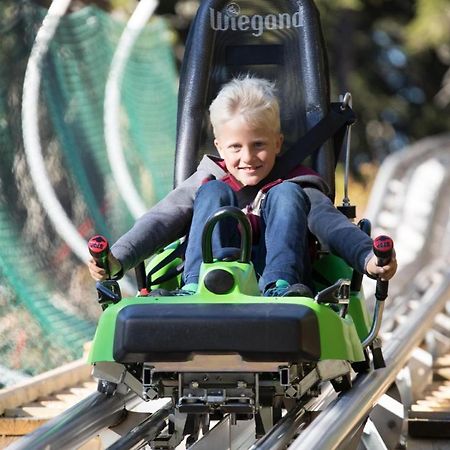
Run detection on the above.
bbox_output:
[196,179,235,202]
[266,182,310,210]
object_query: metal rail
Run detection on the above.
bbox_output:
[289,264,450,449]
[363,134,450,302]
[7,389,140,450]
[249,403,307,450]
[106,400,173,450]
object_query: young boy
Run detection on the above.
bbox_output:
[88,76,397,296]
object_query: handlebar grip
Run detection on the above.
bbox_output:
[88,235,110,278]
[373,235,394,301]
[373,235,394,266]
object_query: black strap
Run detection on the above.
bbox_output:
[151,262,185,286]
[271,103,355,180]
[147,239,188,284]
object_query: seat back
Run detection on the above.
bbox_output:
[175,0,335,194]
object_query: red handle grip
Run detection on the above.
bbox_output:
[373,235,394,267]
[372,235,394,301]
[88,235,109,258]
[88,235,110,277]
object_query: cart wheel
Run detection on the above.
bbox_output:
[330,373,352,393]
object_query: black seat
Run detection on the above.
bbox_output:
[175,0,336,197]
[113,303,320,363]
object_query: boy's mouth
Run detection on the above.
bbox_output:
[239,165,262,172]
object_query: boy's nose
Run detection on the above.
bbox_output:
[241,147,253,163]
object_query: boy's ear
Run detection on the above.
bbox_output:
[214,138,224,158]
[276,133,284,155]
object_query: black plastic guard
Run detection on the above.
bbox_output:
[113,303,320,363]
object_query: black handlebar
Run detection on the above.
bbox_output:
[88,235,110,279]
[373,235,394,266]
[373,235,394,302]
[202,206,252,264]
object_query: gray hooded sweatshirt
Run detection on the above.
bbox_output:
[112,155,373,276]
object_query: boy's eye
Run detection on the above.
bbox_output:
[254,141,266,148]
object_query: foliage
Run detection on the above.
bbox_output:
[5,0,449,173]
[314,0,449,172]
[405,0,450,52]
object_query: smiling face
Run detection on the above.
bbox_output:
[214,115,283,187]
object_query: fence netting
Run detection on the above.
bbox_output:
[0,0,178,382]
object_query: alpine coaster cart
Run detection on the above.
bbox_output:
[88,1,394,448]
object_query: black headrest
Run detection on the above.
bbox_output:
[175,0,334,190]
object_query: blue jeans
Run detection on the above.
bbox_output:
[183,180,312,291]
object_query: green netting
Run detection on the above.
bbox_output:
[0,1,178,382]
[27,4,178,238]
[0,210,96,348]
[0,284,73,380]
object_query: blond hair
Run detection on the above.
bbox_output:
[209,76,281,136]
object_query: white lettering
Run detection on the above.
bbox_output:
[292,8,304,28]
[210,9,227,31]
[209,5,303,36]
[250,15,263,37]
[278,13,291,29]
[230,16,238,30]
[264,14,278,30]
[237,15,250,31]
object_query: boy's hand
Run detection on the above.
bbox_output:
[366,250,397,281]
[88,252,122,281]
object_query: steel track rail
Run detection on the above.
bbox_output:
[363,135,450,307]
[246,380,337,450]
[6,389,140,450]
[248,403,307,450]
[106,400,173,450]
[288,265,450,450]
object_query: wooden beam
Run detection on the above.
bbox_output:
[0,417,48,435]
[0,358,92,415]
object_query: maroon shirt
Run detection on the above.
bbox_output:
[205,160,321,243]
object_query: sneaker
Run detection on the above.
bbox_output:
[150,283,198,297]
[264,280,313,298]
